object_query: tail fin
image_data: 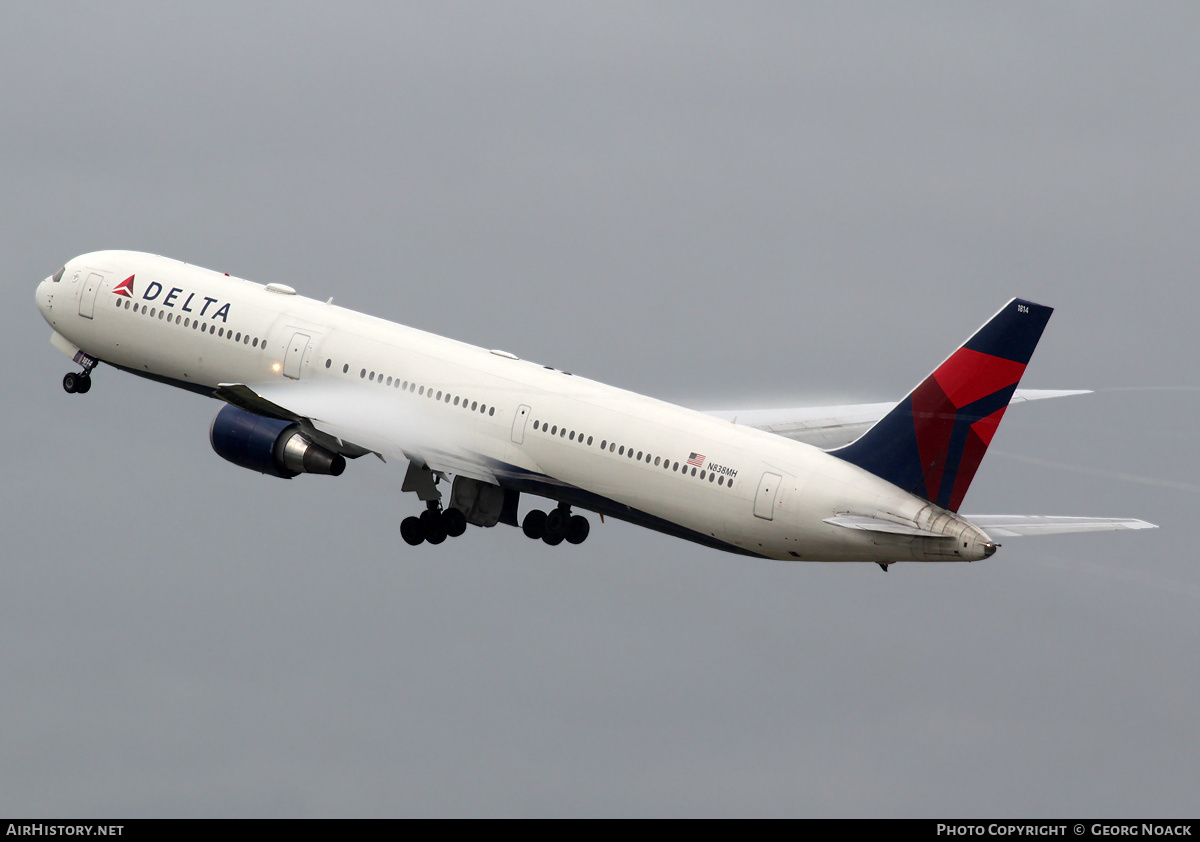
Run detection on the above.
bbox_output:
[832,298,1053,511]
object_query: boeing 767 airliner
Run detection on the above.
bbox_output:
[36,251,1154,568]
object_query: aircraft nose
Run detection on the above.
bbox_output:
[36,275,56,324]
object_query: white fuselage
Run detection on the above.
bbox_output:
[37,251,994,562]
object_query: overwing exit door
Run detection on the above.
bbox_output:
[511,405,531,444]
[284,332,311,379]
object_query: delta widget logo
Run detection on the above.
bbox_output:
[112,275,135,298]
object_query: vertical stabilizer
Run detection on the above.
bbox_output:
[832,298,1053,511]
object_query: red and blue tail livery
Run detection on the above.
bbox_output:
[832,298,1053,511]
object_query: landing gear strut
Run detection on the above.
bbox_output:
[522,503,590,546]
[401,500,469,546]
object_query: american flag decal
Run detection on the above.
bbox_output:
[687,452,706,468]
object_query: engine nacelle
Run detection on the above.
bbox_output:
[209,404,346,479]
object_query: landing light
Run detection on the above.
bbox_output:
[272,363,281,373]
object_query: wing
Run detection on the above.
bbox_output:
[705,389,1092,450]
[215,380,504,486]
[963,515,1158,538]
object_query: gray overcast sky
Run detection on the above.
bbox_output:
[3,2,1197,818]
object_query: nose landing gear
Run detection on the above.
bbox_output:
[62,371,91,394]
[62,354,98,394]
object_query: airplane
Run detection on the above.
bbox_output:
[35,251,1155,569]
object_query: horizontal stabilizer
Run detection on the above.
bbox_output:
[823,514,953,539]
[706,388,1091,450]
[964,515,1158,538]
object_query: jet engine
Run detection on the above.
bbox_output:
[209,404,345,479]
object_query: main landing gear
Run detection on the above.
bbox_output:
[521,503,590,546]
[401,500,468,546]
[399,495,591,549]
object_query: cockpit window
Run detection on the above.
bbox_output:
[52,266,65,283]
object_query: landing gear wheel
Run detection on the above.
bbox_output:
[566,515,590,545]
[425,522,447,544]
[542,532,564,546]
[420,508,447,544]
[442,508,467,537]
[63,372,79,393]
[545,508,568,540]
[76,374,91,394]
[401,516,425,546]
[522,510,547,540]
